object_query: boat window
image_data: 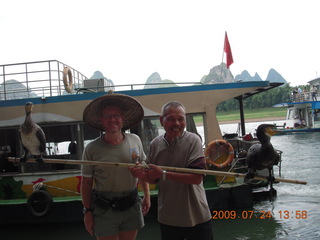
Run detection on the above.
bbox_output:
[141,118,162,155]
[314,109,320,127]
[46,141,77,155]
[287,108,294,120]
[186,114,205,145]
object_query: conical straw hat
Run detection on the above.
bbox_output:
[83,92,144,131]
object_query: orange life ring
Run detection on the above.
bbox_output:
[205,139,234,168]
[63,66,73,93]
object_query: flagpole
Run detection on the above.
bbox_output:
[221,31,226,64]
[220,31,226,81]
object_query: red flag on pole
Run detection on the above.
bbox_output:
[224,32,233,68]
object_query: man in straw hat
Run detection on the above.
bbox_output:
[81,92,150,240]
[131,101,213,240]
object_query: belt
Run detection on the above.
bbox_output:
[93,189,139,211]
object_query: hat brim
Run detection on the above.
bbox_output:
[83,93,144,131]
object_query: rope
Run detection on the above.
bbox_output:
[33,182,80,195]
[43,184,80,195]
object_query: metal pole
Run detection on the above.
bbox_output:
[237,97,246,136]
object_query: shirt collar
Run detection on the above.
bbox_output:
[162,131,185,146]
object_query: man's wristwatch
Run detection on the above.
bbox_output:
[83,207,92,214]
[162,170,167,181]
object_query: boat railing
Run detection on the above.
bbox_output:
[0,60,88,101]
[0,60,203,101]
[291,90,319,102]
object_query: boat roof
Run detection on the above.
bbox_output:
[0,59,282,106]
[274,100,320,110]
[0,59,282,111]
[308,77,320,85]
[235,82,282,100]
[0,81,282,107]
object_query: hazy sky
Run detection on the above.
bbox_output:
[1,0,320,86]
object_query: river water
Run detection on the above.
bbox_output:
[214,121,320,239]
[2,121,320,240]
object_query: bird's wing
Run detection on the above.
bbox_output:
[247,144,261,156]
[246,144,261,166]
[36,126,46,153]
[18,127,22,140]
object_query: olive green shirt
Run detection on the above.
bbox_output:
[82,133,146,192]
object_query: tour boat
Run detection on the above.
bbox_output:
[0,60,283,224]
[273,77,320,134]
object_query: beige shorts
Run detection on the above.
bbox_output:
[93,198,144,237]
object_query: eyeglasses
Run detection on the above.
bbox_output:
[101,114,122,120]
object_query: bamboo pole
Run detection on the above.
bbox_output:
[7,157,307,185]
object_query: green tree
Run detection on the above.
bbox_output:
[217,83,293,113]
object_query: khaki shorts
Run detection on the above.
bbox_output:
[93,198,144,237]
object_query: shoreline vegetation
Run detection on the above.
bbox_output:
[219,116,285,124]
[216,107,286,124]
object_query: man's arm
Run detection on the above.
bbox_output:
[81,176,94,236]
[138,179,151,216]
[146,164,203,185]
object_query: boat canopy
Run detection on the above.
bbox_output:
[312,101,320,109]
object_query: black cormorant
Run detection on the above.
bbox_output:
[19,102,46,163]
[245,124,280,193]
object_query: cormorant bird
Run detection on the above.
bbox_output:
[19,102,46,163]
[245,124,279,195]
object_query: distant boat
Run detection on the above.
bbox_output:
[273,78,320,134]
[0,60,283,224]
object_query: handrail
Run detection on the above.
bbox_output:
[0,60,88,101]
[0,60,204,101]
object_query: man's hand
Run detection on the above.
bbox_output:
[84,212,94,236]
[146,164,163,180]
[141,195,151,216]
[130,162,148,180]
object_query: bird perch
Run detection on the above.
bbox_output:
[7,157,307,185]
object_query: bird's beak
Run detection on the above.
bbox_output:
[266,127,280,136]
